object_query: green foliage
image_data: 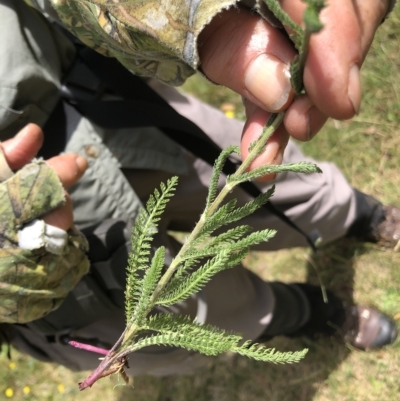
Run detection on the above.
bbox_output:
[108,155,318,376]
[80,149,319,388]
[234,341,309,363]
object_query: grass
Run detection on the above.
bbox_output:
[1,6,400,401]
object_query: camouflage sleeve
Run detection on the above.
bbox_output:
[31,0,247,86]
[0,153,89,324]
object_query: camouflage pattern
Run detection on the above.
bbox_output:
[0,158,90,324]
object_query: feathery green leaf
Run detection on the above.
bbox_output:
[124,314,242,355]
[234,341,308,363]
[230,162,322,184]
[125,177,178,321]
[157,248,248,307]
[128,246,166,323]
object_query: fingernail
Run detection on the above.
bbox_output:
[245,54,292,112]
[348,64,361,115]
[75,155,88,171]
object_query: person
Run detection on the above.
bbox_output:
[0,0,398,376]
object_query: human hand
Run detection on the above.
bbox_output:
[198,0,389,176]
[0,123,87,230]
[0,124,90,324]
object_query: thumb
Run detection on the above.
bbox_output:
[1,124,44,169]
[198,6,296,113]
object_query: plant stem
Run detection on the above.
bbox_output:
[69,341,109,355]
[207,112,285,215]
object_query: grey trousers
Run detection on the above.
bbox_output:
[2,0,358,376]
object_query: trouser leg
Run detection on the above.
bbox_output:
[263,282,311,337]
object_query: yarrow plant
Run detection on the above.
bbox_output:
[71,0,326,390]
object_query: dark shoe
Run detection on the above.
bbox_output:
[289,284,398,350]
[347,190,400,249]
[375,205,400,249]
[342,305,398,350]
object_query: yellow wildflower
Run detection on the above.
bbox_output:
[57,384,65,393]
[23,386,30,395]
[8,362,16,370]
[220,103,236,119]
[5,388,14,398]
